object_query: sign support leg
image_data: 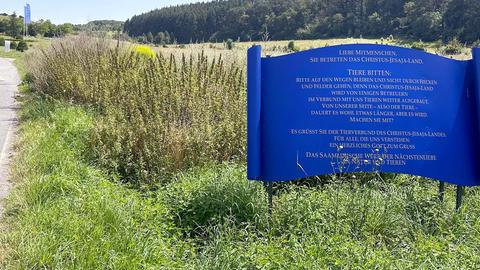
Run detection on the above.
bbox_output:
[438,181,445,202]
[456,185,464,210]
[265,181,273,214]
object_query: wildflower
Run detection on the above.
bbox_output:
[135,45,156,58]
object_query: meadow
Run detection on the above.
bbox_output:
[0,36,479,269]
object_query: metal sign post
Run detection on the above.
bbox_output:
[439,181,445,202]
[456,185,464,210]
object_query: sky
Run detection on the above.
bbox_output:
[0,0,203,24]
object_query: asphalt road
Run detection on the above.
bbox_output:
[0,58,19,216]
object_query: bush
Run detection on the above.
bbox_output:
[10,41,17,50]
[472,40,480,48]
[411,41,426,51]
[28,36,246,185]
[287,40,299,52]
[0,37,5,46]
[16,40,28,52]
[226,39,234,50]
[134,44,155,58]
[443,38,463,55]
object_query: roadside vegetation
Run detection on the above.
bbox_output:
[1,36,480,269]
[28,36,245,184]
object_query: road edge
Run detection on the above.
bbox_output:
[0,58,20,217]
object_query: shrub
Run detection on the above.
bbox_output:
[411,40,426,51]
[443,38,463,55]
[27,36,246,185]
[287,40,299,52]
[226,39,234,50]
[0,37,5,46]
[472,40,480,48]
[16,40,28,52]
[10,41,17,50]
[134,44,155,58]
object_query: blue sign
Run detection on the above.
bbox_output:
[248,44,480,186]
[24,4,31,25]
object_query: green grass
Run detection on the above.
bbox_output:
[1,37,480,269]
[0,96,191,269]
[1,93,480,269]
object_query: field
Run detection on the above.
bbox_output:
[0,36,479,269]
[156,37,473,61]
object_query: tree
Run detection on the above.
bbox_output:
[367,12,383,36]
[164,31,171,44]
[42,20,56,37]
[29,20,53,37]
[146,32,154,43]
[122,0,476,44]
[402,1,443,41]
[444,0,480,43]
[58,23,74,36]
[7,13,22,38]
[154,32,165,45]
[0,16,8,33]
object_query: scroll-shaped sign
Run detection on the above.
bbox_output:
[248,44,480,186]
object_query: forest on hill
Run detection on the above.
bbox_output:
[124,0,480,45]
[73,20,124,32]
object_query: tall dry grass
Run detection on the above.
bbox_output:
[27,36,246,184]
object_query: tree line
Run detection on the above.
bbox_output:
[0,13,74,38]
[124,0,480,44]
[73,20,124,33]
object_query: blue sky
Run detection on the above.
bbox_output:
[1,0,203,24]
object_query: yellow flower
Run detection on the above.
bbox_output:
[135,45,155,58]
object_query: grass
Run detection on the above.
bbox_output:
[156,37,473,60]
[1,36,480,269]
[28,36,246,185]
[0,96,191,269]
[1,93,480,269]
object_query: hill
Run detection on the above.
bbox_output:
[124,0,480,44]
[74,20,124,32]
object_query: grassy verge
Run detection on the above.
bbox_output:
[2,92,480,269]
[1,36,480,269]
[0,96,191,269]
